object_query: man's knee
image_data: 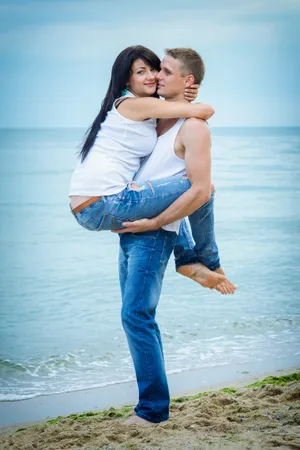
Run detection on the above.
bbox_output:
[121,305,143,329]
[121,303,155,331]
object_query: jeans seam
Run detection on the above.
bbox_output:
[119,191,187,203]
[159,235,168,280]
[135,236,158,418]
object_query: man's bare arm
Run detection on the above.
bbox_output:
[115,119,211,233]
[150,119,211,228]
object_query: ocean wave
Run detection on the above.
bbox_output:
[0,377,136,402]
[0,352,116,379]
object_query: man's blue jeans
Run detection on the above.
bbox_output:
[119,229,177,423]
[118,194,221,422]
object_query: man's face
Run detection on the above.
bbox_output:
[156,55,186,99]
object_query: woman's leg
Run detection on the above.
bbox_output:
[175,195,220,271]
[71,174,189,232]
[104,174,234,291]
[174,201,236,294]
[102,174,191,229]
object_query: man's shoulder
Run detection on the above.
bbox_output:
[183,117,210,131]
[181,117,210,138]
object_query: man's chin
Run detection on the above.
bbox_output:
[156,87,164,97]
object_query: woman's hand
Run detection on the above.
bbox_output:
[185,84,199,102]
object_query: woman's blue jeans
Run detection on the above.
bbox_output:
[71,173,220,271]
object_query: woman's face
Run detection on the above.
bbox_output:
[127,58,158,97]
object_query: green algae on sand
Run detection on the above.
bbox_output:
[246,372,300,388]
[15,371,300,432]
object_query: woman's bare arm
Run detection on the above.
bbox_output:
[118,97,214,121]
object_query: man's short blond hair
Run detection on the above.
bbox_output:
[165,48,205,84]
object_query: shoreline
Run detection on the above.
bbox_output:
[0,359,299,432]
[0,371,299,450]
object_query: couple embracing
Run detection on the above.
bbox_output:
[69,45,237,426]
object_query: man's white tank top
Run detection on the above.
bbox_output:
[134,118,186,233]
[69,91,157,196]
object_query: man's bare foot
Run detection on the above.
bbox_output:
[177,264,236,294]
[124,415,155,426]
[125,409,136,418]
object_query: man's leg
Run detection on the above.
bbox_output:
[119,240,166,407]
[174,195,236,294]
[119,229,177,423]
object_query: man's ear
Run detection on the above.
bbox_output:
[184,74,195,88]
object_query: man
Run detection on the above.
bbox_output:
[117,48,236,426]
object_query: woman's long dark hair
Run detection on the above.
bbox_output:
[79,45,161,162]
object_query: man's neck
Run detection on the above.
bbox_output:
[163,93,186,103]
[156,93,187,136]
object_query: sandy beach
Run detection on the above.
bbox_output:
[0,370,299,449]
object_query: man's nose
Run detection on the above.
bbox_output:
[156,70,163,80]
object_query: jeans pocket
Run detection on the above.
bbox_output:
[74,206,106,231]
[93,213,125,231]
[111,216,125,230]
[131,231,158,239]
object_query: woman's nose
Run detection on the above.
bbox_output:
[146,71,156,80]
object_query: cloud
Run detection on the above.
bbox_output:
[1,0,299,127]
[1,0,299,62]
[0,14,279,63]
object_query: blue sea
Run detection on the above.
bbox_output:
[0,127,299,401]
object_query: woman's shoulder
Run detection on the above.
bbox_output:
[112,97,157,125]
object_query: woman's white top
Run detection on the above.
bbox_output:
[69,91,157,196]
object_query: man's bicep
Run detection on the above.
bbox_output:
[185,147,211,187]
[183,121,211,187]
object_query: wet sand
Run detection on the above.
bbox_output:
[1,359,298,427]
[0,370,299,449]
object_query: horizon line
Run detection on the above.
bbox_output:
[0,125,300,130]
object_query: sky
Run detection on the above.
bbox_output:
[1,0,299,127]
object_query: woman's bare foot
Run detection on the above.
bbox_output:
[177,263,226,290]
[124,415,155,426]
[213,267,237,294]
[177,264,236,294]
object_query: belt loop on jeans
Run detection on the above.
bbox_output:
[72,196,102,214]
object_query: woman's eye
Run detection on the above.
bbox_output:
[137,71,144,75]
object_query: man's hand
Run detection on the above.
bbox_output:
[114,180,215,235]
[112,218,159,234]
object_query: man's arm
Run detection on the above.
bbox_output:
[116,119,211,233]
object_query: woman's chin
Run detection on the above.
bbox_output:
[143,86,157,96]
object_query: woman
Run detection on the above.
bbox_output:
[69,45,233,293]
